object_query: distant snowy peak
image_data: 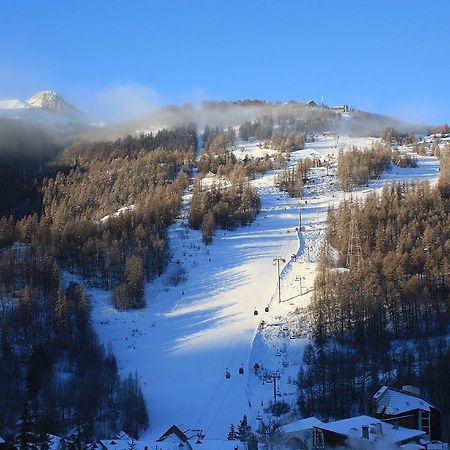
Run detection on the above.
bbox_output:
[0,90,87,130]
[26,90,82,118]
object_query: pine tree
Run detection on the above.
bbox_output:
[127,439,137,450]
[17,402,37,450]
[237,415,252,442]
[227,423,237,440]
[201,212,215,244]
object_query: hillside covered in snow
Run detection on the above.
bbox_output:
[0,101,449,447]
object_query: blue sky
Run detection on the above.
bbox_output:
[1,0,449,124]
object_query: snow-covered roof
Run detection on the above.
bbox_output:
[282,416,324,433]
[374,386,434,415]
[98,438,242,450]
[400,444,425,449]
[314,415,425,445]
[191,440,244,449]
[99,439,181,450]
[0,435,5,443]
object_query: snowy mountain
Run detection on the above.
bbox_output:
[0,90,86,130]
[26,90,82,118]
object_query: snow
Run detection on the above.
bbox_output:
[315,415,425,445]
[374,386,434,415]
[282,417,324,433]
[99,204,136,223]
[400,444,426,449]
[98,438,245,450]
[199,174,232,189]
[85,135,440,440]
[230,139,277,160]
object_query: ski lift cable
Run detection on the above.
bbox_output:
[204,368,238,437]
[195,287,272,432]
[193,331,244,430]
[193,369,227,430]
[204,317,261,437]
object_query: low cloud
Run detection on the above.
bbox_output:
[85,84,162,123]
[387,100,449,126]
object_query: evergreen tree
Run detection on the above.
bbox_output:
[201,212,215,245]
[237,415,252,443]
[16,402,37,450]
[227,423,237,440]
[127,439,137,450]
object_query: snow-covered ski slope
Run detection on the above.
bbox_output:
[89,135,440,439]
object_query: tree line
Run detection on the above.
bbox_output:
[336,142,418,191]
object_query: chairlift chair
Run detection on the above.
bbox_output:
[239,365,244,375]
[254,309,258,316]
[225,369,231,379]
[264,306,269,312]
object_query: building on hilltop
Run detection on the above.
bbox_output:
[330,104,350,112]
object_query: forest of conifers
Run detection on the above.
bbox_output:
[0,124,199,443]
[298,155,450,439]
[1,109,449,444]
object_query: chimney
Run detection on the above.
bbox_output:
[362,425,369,439]
[402,385,420,396]
[375,423,383,435]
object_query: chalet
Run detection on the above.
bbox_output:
[306,100,318,108]
[157,425,193,448]
[372,385,442,441]
[312,415,425,449]
[281,416,324,449]
[330,105,350,113]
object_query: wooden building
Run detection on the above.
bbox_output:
[372,386,442,442]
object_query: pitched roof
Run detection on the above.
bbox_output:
[373,386,435,415]
[314,415,425,445]
[282,416,324,433]
[157,425,189,443]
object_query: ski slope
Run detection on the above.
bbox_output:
[88,135,440,440]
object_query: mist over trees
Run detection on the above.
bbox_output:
[0,119,62,218]
[77,99,425,144]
